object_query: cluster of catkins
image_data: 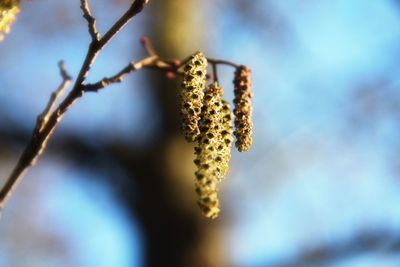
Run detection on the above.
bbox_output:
[0,0,20,42]
[180,52,252,219]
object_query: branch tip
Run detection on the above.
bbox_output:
[37,61,72,131]
[140,36,157,56]
[80,0,100,41]
[58,60,72,81]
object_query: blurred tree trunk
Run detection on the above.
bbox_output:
[117,1,226,267]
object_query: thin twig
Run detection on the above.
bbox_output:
[37,61,72,132]
[141,36,157,56]
[85,55,158,92]
[211,63,218,83]
[80,0,100,42]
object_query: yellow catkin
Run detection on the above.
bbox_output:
[0,0,20,42]
[233,65,253,152]
[194,82,223,219]
[180,51,207,142]
[215,99,233,181]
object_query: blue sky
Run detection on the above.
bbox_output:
[218,1,400,266]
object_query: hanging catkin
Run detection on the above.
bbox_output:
[233,65,253,152]
[215,99,233,181]
[180,52,207,142]
[194,82,223,219]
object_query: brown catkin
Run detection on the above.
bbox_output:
[194,82,223,219]
[233,65,253,152]
[180,52,207,142]
[216,99,233,181]
[0,0,20,42]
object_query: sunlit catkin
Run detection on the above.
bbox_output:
[216,99,233,181]
[180,52,207,142]
[233,65,253,152]
[194,82,223,219]
[0,0,19,42]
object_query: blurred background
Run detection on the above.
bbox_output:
[1,0,400,266]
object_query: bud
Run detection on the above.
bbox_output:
[171,59,181,68]
[233,65,253,152]
[165,71,175,79]
[0,0,20,42]
[180,51,207,142]
[139,35,148,45]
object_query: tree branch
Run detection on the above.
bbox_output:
[80,0,100,42]
[84,55,188,92]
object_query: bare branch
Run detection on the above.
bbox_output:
[84,55,193,92]
[85,55,158,92]
[36,61,72,132]
[80,0,100,42]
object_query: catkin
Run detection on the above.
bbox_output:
[0,0,19,42]
[194,82,223,219]
[216,100,233,181]
[233,65,253,152]
[180,52,207,142]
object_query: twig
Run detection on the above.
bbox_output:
[140,36,157,56]
[80,0,100,42]
[211,63,218,83]
[85,55,158,92]
[36,61,72,132]
[84,56,189,92]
